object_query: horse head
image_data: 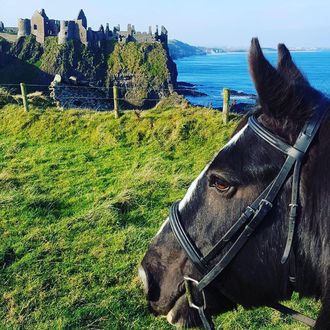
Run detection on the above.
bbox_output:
[139,39,330,329]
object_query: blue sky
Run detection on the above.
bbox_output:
[1,0,330,48]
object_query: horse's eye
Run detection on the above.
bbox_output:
[210,177,231,192]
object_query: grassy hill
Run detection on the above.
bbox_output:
[168,39,206,59]
[0,104,319,329]
[0,36,177,108]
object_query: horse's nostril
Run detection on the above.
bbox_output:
[138,264,149,294]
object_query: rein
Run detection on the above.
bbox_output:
[169,105,327,329]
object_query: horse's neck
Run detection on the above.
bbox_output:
[296,121,330,296]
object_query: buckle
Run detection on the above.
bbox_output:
[260,199,273,208]
[289,203,299,208]
[184,277,216,330]
[184,276,206,310]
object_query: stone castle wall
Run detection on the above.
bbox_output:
[17,19,31,38]
[49,75,112,110]
[17,9,168,48]
[31,10,46,43]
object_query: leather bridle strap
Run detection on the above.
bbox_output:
[249,110,326,263]
[202,183,272,263]
[170,202,208,273]
[248,115,304,160]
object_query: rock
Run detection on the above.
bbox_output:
[53,74,62,83]
[230,102,255,114]
[229,89,256,99]
[176,81,207,97]
[177,81,196,87]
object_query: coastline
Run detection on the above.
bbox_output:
[175,50,330,109]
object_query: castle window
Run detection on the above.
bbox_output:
[34,24,37,30]
[65,22,68,27]
[65,32,68,35]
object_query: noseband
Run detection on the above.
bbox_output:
[169,105,327,329]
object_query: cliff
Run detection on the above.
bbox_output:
[0,38,11,67]
[108,42,177,107]
[39,37,113,85]
[0,35,177,108]
[168,39,206,59]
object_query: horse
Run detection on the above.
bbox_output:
[139,38,330,329]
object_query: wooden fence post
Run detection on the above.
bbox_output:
[113,85,120,119]
[222,88,230,124]
[20,83,29,112]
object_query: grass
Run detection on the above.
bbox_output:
[0,104,320,329]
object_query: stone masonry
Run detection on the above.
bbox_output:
[49,75,112,110]
[17,9,168,47]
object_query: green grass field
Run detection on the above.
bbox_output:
[0,104,320,329]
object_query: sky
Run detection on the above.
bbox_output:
[1,0,330,48]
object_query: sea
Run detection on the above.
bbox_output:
[175,51,330,108]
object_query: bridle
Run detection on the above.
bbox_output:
[169,104,328,329]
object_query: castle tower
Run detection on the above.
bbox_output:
[87,27,94,45]
[17,18,31,38]
[160,26,168,46]
[58,20,76,44]
[40,8,48,19]
[127,24,132,35]
[105,23,112,40]
[77,9,87,29]
[97,25,105,44]
[31,9,49,43]
[0,21,4,32]
[161,26,168,35]
[114,24,120,33]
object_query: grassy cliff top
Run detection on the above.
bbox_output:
[108,42,170,81]
[0,105,319,329]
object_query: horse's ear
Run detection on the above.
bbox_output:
[277,44,309,85]
[249,38,290,118]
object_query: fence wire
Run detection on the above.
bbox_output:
[0,82,242,112]
[0,83,215,94]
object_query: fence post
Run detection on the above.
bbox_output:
[222,88,230,124]
[20,83,29,112]
[113,85,120,119]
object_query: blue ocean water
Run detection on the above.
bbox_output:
[175,51,330,108]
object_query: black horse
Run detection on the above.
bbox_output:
[139,39,330,329]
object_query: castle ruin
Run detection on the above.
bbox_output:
[17,9,168,47]
[0,21,4,32]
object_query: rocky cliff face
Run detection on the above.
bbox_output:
[0,38,12,67]
[0,35,177,108]
[107,42,177,108]
[39,37,112,85]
